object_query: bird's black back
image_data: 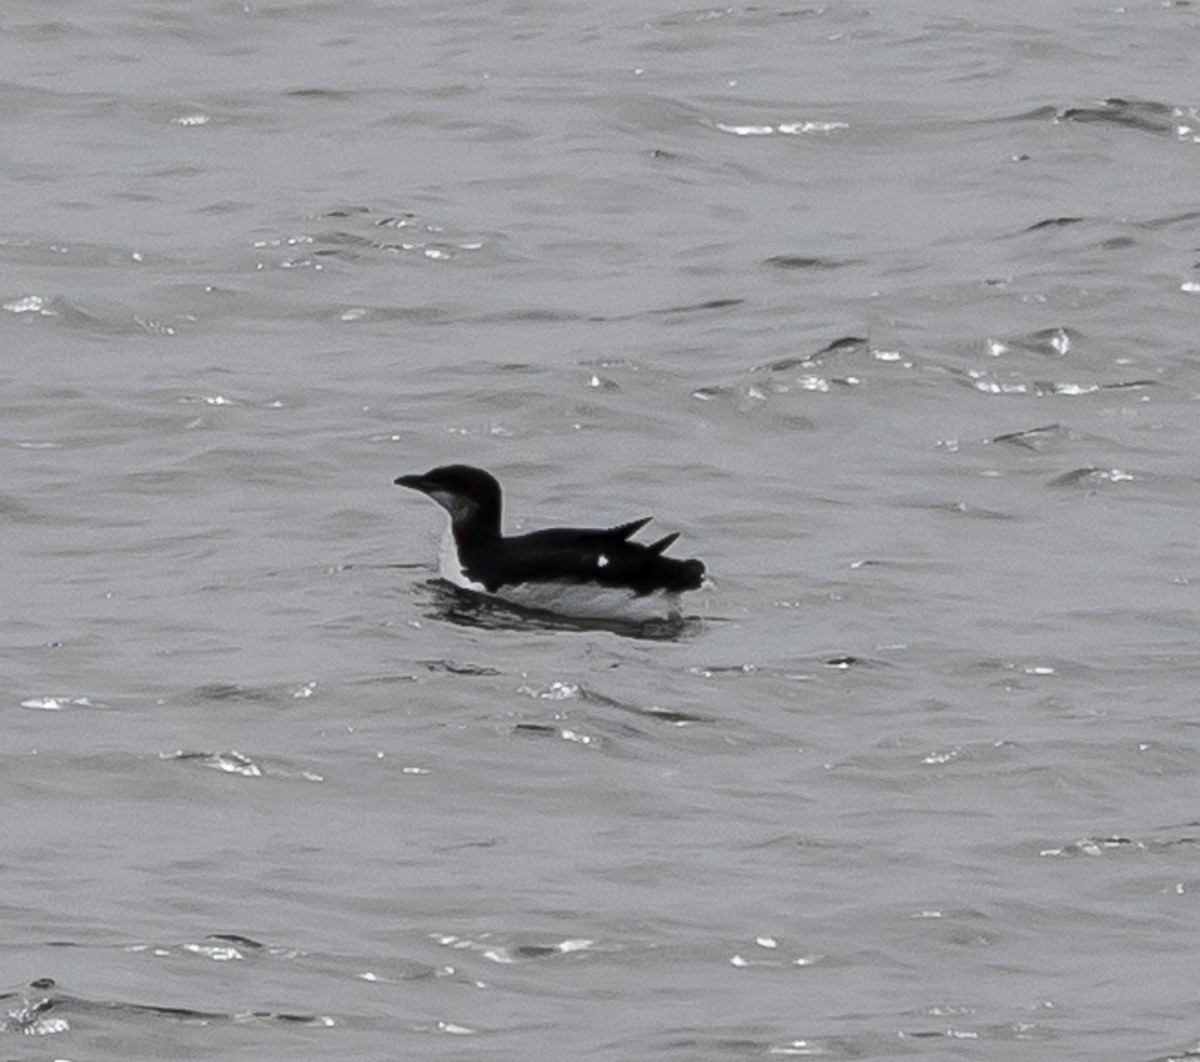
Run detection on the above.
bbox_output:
[459,522,705,596]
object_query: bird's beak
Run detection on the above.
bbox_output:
[394,473,430,493]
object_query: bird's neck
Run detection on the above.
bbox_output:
[448,502,501,549]
[440,505,500,586]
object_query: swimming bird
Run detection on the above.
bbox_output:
[395,464,706,619]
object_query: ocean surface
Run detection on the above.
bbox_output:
[4,1,1200,1058]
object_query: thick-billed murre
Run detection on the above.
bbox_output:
[395,465,706,619]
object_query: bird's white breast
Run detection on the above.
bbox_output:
[496,581,682,621]
[438,522,488,594]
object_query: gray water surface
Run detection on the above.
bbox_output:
[4,1,1200,1059]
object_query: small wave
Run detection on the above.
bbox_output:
[1053,96,1177,135]
[0,976,332,1036]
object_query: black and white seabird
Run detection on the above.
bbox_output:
[395,464,706,619]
